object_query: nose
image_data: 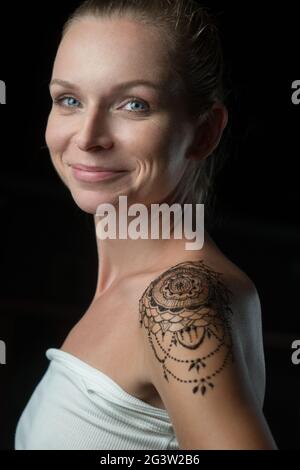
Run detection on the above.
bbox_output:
[74,108,113,152]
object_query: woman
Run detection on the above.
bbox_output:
[15,0,277,450]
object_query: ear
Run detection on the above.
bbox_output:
[186,102,228,161]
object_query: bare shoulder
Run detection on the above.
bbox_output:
[216,259,266,403]
[138,259,276,449]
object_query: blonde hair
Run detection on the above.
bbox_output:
[62,0,231,224]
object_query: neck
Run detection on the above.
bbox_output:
[92,194,207,299]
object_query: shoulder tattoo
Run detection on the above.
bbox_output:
[139,260,234,396]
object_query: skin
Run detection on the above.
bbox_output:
[45,16,277,449]
[139,259,235,396]
[45,15,228,293]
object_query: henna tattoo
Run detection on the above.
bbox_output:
[139,260,234,396]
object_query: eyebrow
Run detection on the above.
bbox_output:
[49,78,165,92]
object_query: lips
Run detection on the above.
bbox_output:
[69,164,128,183]
[71,164,125,172]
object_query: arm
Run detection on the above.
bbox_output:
[139,260,277,450]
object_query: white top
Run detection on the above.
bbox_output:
[15,348,180,450]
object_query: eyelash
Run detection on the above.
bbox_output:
[52,95,150,114]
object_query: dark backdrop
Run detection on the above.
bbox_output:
[0,1,299,450]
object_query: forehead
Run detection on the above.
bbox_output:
[53,16,172,85]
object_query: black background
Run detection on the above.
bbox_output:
[0,1,299,450]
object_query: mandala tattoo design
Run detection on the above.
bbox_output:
[139,260,234,396]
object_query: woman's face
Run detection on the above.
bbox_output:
[46,16,195,214]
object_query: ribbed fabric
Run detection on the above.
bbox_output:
[15,348,180,450]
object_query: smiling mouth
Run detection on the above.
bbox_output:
[70,165,129,183]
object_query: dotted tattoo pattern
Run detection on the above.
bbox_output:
[139,260,234,396]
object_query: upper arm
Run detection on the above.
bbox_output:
[139,260,277,450]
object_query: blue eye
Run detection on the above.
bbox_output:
[124,98,149,113]
[53,95,149,113]
[54,96,81,108]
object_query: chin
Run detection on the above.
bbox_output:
[69,187,126,215]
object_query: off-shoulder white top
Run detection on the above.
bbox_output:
[15,348,180,450]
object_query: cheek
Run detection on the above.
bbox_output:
[126,119,188,203]
[45,113,71,186]
[133,117,187,180]
[45,112,70,156]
